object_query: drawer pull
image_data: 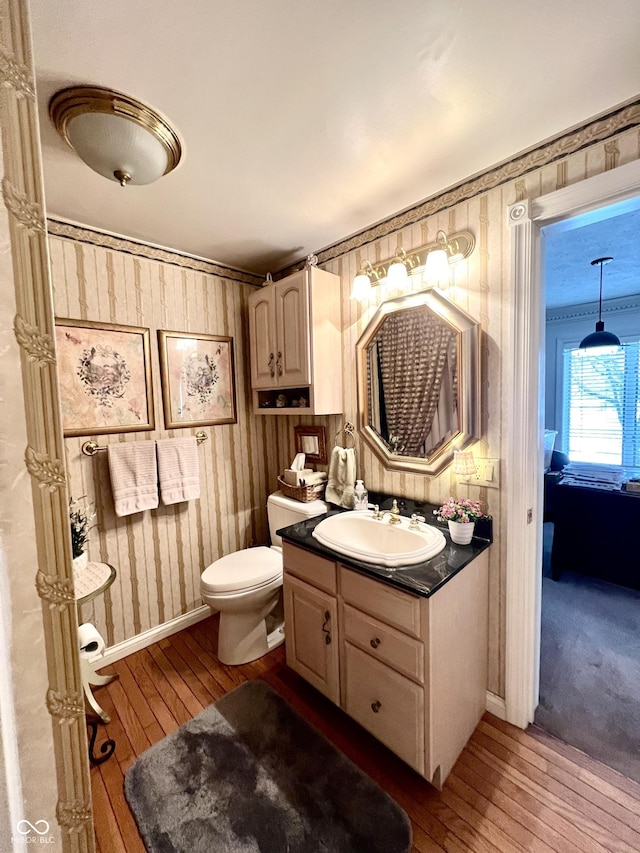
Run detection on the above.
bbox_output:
[268,352,275,377]
[370,637,381,649]
[371,700,382,713]
[322,610,331,644]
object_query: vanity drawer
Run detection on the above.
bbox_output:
[284,543,337,594]
[344,642,425,775]
[339,566,422,638]
[342,603,424,684]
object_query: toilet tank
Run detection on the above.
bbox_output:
[267,490,327,548]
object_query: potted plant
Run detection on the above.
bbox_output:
[69,496,96,575]
[434,497,484,545]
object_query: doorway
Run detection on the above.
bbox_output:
[536,202,640,781]
[505,158,640,732]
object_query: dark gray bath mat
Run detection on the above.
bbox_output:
[124,678,412,852]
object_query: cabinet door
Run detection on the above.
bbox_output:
[283,573,339,704]
[248,287,276,388]
[275,272,310,386]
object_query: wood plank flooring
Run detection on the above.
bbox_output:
[89,614,640,852]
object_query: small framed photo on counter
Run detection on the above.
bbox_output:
[158,330,237,429]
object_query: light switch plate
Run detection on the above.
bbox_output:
[471,457,500,489]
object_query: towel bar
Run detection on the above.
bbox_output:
[81,431,208,457]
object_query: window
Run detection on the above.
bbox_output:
[562,341,640,466]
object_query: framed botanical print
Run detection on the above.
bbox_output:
[55,318,154,436]
[157,330,237,429]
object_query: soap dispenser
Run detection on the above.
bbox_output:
[353,480,368,511]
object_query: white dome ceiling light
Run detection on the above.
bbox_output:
[49,86,183,187]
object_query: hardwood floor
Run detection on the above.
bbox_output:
[89,614,640,853]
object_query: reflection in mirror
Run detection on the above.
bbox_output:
[301,435,319,455]
[356,289,480,476]
[294,424,327,464]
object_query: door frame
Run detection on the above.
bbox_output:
[505,158,640,728]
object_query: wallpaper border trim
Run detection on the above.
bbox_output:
[46,218,264,286]
[308,98,640,268]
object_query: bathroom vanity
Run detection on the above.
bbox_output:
[280,512,490,789]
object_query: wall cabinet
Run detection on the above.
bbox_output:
[283,541,489,788]
[248,267,342,414]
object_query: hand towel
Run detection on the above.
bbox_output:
[156,437,200,505]
[107,442,159,517]
[325,446,357,508]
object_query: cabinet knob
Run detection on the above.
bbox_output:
[370,637,381,649]
[371,700,381,713]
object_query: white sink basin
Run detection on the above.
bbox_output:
[312,511,446,568]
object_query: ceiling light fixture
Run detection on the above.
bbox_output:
[350,230,475,302]
[49,85,183,187]
[579,257,620,350]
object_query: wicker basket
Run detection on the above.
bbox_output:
[277,475,327,503]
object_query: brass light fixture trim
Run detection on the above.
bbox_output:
[49,85,183,184]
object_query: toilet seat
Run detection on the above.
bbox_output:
[201,546,282,595]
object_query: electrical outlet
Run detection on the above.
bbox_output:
[471,457,500,489]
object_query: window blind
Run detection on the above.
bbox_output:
[562,341,640,466]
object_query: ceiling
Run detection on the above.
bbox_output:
[30,1,640,276]
[545,201,640,309]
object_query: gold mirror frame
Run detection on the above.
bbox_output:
[356,289,480,476]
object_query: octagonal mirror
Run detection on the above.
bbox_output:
[356,289,480,476]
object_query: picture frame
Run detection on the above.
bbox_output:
[55,318,155,437]
[294,425,327,464]
[158,330,237,429]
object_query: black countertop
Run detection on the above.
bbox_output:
[277,494,492,599]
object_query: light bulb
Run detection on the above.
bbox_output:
[423,248,450,287]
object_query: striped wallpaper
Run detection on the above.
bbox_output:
[53,119,640,699]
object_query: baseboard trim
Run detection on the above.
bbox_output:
[100,606,212,667]
[486,691,507,720]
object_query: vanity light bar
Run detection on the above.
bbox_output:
[351,229,475,299]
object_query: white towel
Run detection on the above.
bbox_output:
[156,437,200,505]
[325,446,357,508]
[107,442,158,517]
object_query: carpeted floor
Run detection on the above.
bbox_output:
[125,679,412,853]
[536,523,640,782]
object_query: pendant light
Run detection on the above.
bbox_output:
[579,257,620,350]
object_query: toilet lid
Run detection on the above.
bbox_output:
[201,546,282,594]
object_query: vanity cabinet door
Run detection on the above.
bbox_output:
[248,287,277,388]
[283,574,339,704]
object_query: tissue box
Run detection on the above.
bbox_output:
[283,468,313,486]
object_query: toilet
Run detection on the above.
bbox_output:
[200,490,328,665]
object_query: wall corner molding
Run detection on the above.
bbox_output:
[0,44,35,99]
[46,688,85,723]
[14,314,57,365]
